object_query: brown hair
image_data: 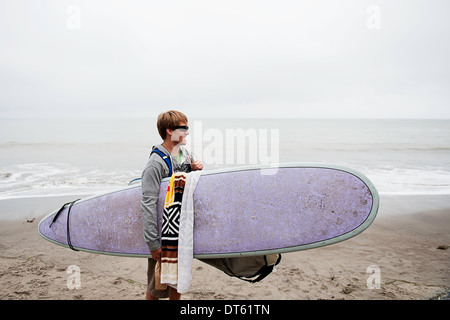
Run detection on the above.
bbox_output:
[157,110,188,140]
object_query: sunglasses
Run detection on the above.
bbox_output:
[173,125,189,131]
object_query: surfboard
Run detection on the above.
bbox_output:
[38,163,379,258]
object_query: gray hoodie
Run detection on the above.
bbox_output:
[140,144,192,252]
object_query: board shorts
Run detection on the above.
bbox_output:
[147,258,171,298]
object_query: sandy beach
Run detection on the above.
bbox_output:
[0,194,449,300]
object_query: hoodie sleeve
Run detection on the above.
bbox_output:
[140,162,165,252]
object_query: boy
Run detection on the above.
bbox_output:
[141,110,203,300]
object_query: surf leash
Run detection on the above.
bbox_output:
[128,177,141,185]
[49,199,81,251]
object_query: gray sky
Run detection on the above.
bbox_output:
[1,0,449,118]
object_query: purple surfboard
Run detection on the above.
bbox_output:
[38,164,379,258]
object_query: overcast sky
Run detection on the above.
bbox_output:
[1,0,449,119]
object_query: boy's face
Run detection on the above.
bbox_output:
[170,122,189,145]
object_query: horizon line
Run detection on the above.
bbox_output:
[1,116,449,120]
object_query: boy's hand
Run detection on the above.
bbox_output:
[151,248,162,261]
[191,159,203,171]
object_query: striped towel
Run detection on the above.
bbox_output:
[159,171,201,293]
[160,173,186,287]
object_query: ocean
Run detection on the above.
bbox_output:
[1,117,450,203]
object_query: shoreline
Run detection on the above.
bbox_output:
[0,194,449,300]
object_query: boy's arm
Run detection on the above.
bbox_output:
[141,164,164,253]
